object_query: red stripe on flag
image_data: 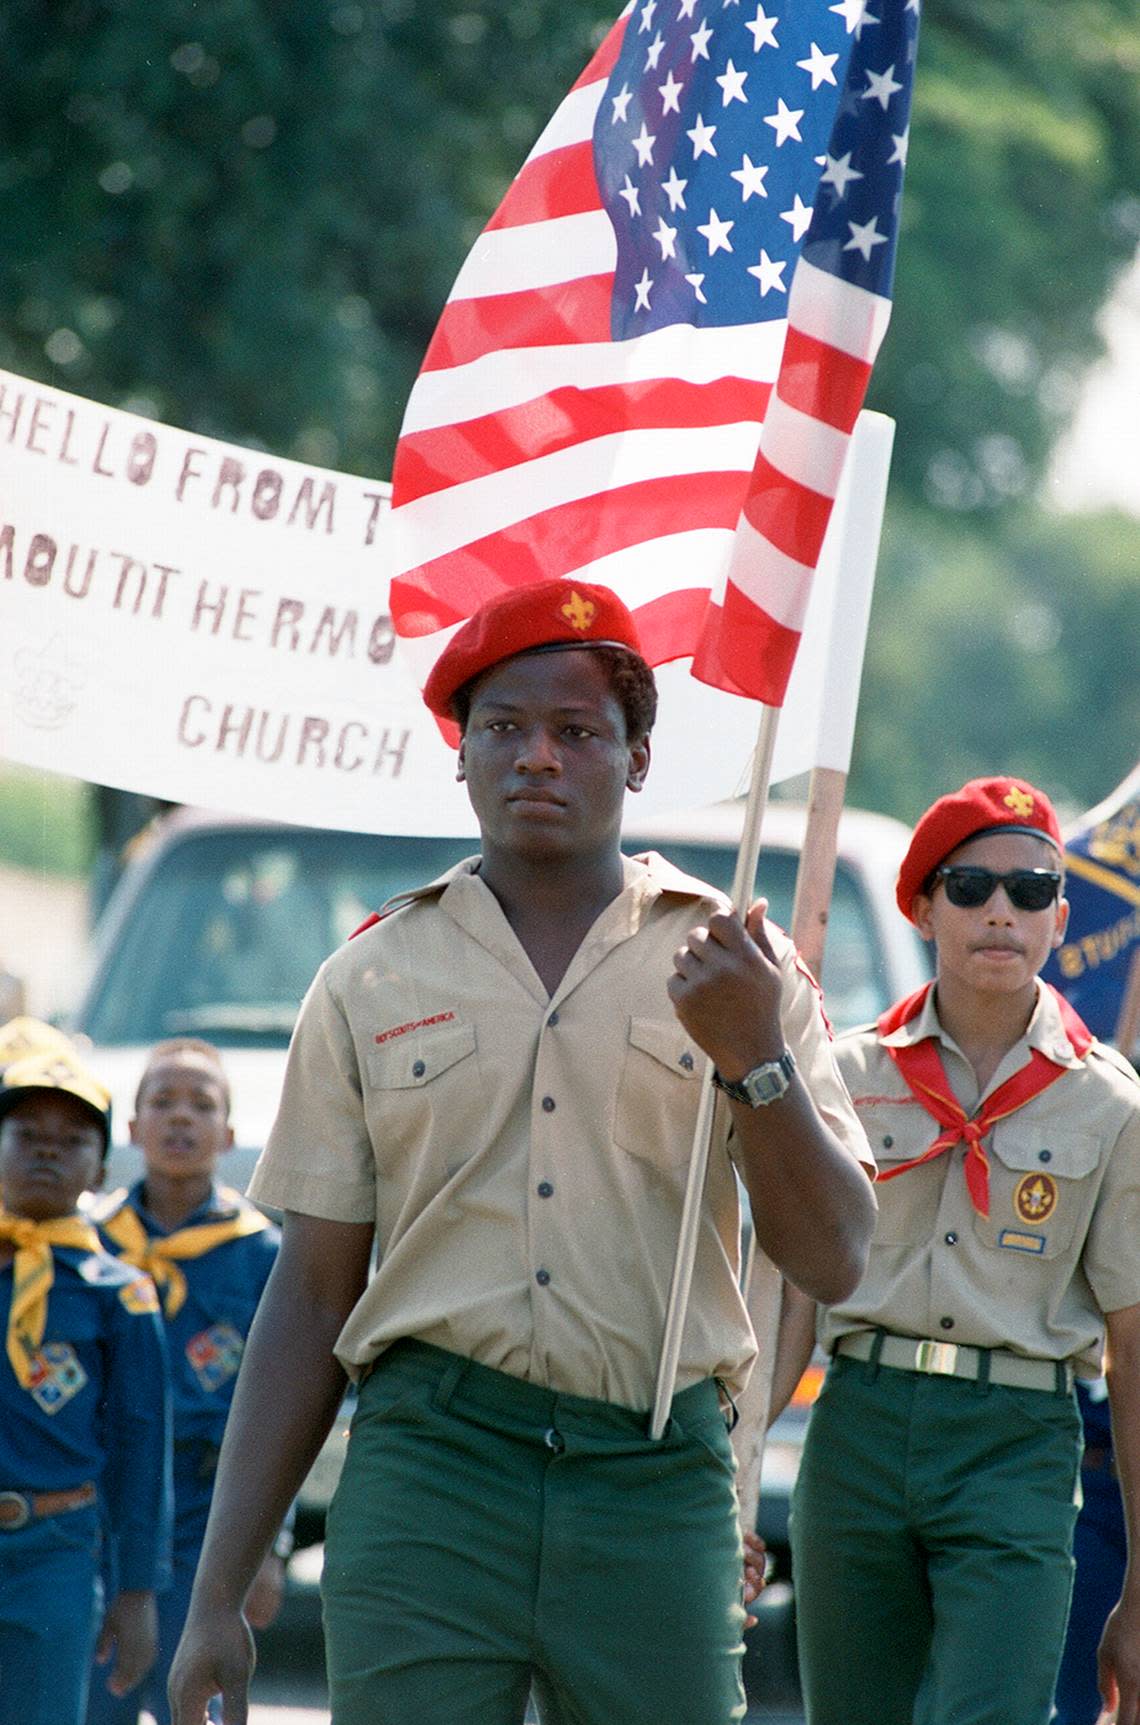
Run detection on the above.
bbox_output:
[487,142,601,230]
[743,453,833,568]
[778,327,872,434]
[394,376,772,505]
[422,275,614,372]
[570,18,627,90]
[392,470,747,626]
[631,587,715,665]
[691,584,801,707]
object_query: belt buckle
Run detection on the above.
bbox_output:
[0,1491,32,1531]
[914,1340,959,1376]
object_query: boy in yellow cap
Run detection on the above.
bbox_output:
[769,775,1140,1725]
[0,1036,171,1725]
[88,1038,284,1725]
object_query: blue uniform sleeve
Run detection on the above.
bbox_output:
[102,1277,173,1593]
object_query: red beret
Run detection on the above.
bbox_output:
[896,776,1063,923]
[422,581,645,721]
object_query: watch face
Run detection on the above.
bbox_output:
[742,1053,794,1106]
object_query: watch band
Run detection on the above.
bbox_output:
[711,1049,796,1107]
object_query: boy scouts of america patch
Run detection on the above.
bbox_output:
[25,1343,88,1414]
[186,1322,244,1392]
[1015,1171,1058,1226]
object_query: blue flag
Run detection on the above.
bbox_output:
[1042,766,1140,1046]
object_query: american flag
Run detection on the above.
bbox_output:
[390,0,919,709]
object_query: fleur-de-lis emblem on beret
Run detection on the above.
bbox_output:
[1004,786,1034,819]
[561,591,596,632]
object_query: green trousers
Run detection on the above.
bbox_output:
[790,1351,1083,1725]
[322,1339,748,1725]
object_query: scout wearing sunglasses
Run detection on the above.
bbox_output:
[766,775,1140,1725]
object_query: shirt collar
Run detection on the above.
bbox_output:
[880,979,1086,1072]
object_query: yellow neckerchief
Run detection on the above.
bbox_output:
[0,1206,103,1387]
[99,1188,271,1317]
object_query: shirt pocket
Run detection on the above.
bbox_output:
[857,1101,943,1245]
[364,1023,482,1174]
[974,1123,1101,1260]
[613,1016,704,1167]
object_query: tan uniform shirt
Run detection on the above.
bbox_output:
[823,982,1140,1375]
[249,852,870,1408]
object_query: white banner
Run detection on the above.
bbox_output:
[0,371,891,833]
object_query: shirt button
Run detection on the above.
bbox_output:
[679,1052,694,1071]
[882,1136,894,1149]
[944,1231,958,1246]
[1039,1150,1052,1164]
[542,1096,556,1113]
[412,1059,426,1078]
[536,1268,551,1287]
[544,1426,565,1454]
[537,1181,554,1199]
[548,1011,560,1028]
[939,1316,955,1331]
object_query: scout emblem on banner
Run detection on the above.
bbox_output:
[390,0,920,709]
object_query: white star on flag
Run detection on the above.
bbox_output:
[639,0,657,31]
[888,125,909,165]
[611,83,633,123]
[745,4,779,50]
[687,113,718,157]
[697,207,735,253]
[684,270,707,303]
[747,247,787,293]
[844,213,888,259]
[779,192,813,239]
[690,19,714,59]
[632,122,657,165]
[634,267,653,309]
[764,97,803,145]
[797,41,839,88]
[619,174,641,215]
[730,153,770,199]
[653,215,679,257]
[662,164,688,209]
[659,69,685,113]
[646,32,666,69]
[863,62,902,108]
[820,148,863,195]
[716,59,749,104]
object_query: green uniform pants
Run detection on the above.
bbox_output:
[790,1351,1083,1725]
[322,1339,748,1725]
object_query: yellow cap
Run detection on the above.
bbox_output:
[0,1046,112,1148]
[0,1017,75,1079]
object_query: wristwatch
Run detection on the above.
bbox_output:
[711,1049,796,1107]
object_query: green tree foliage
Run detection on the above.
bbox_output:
[0,0,1137,819]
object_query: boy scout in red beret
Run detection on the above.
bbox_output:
[170,579,877,1725]
[768,775,1140,1725]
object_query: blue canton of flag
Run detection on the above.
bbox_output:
[597,0,918,338]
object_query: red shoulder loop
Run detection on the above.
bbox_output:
[876,981,934,1040]
[349,911,384,940]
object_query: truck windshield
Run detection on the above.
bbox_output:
[78,827,887,1047]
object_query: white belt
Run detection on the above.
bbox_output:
[835,1331,1074,1394]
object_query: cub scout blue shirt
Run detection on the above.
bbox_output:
[0,1244,171,1590]
[98,1182,279,1447]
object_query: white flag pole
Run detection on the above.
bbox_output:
[731,411,895,1523]
[650,702,782,1440]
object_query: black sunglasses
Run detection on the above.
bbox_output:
[933,865,1062,912]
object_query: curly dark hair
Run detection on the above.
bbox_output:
[452,644,658,742]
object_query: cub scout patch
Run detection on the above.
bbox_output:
[26,1343,88,1413]
[186,1322,244,1392]
[119,1273,161,1315]
[1015,1171,1058,1225]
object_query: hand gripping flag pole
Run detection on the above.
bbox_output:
[650,705,780,1440]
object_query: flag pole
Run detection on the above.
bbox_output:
[650,701,781,1440]
[730,761,847,1524]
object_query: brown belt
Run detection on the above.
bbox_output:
[0,1482,97,1530]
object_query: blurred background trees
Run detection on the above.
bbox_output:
[1,0,1137,824]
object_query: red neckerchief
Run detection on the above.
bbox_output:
[874,983,1093,1216]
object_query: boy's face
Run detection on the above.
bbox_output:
[131,1054,233,1180]
[0,1092,105,1220]
[912,830,1068,1000]
[457,649,650,865]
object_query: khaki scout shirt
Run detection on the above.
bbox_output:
[249,851,870,1409]
[822,982,1140,1376]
